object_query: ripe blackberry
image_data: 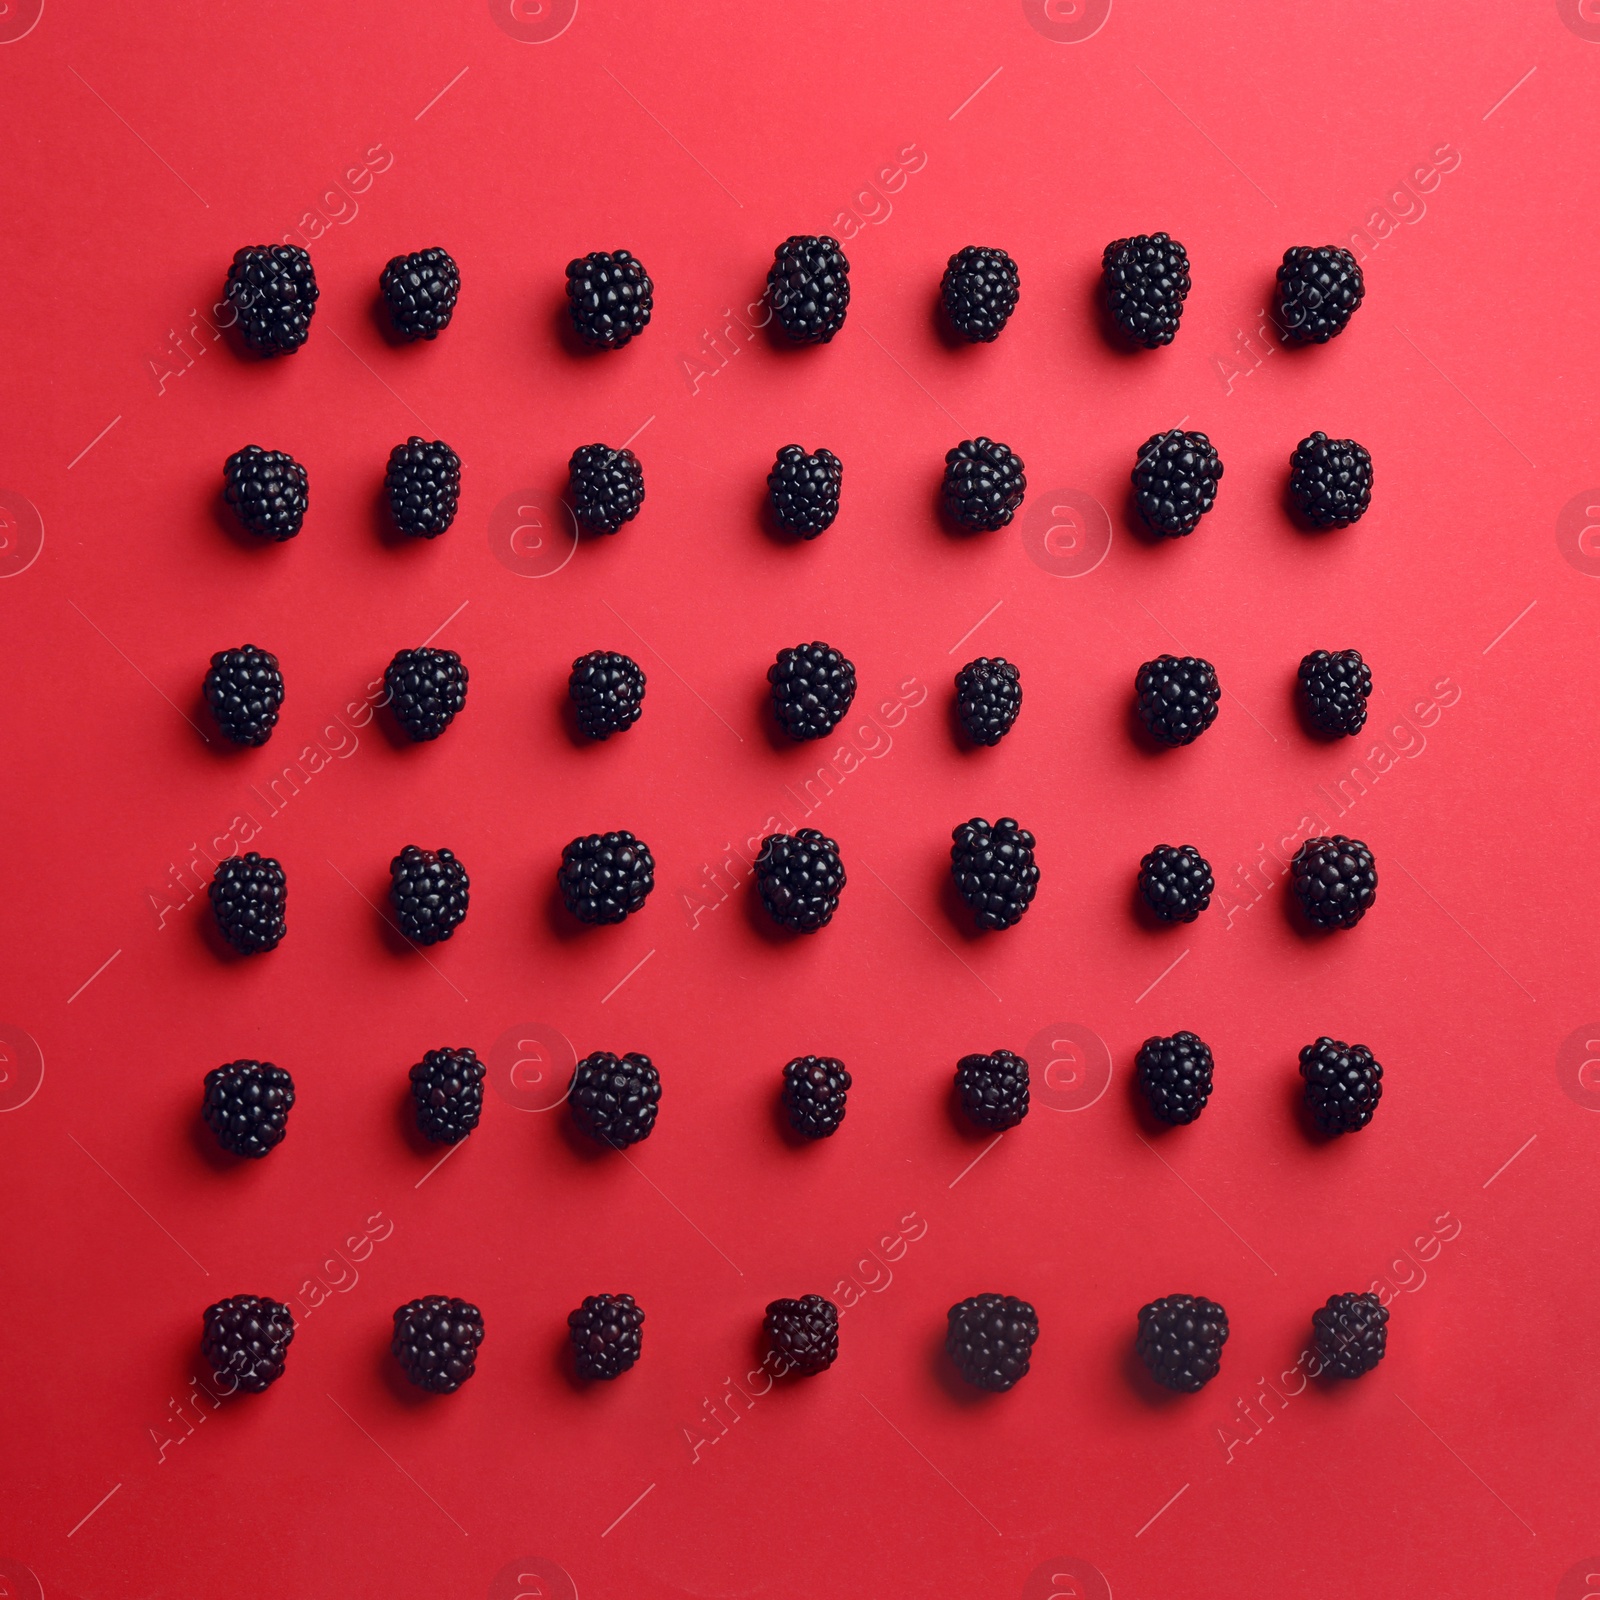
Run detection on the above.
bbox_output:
[955,657,1021,745]
[558,831,655,924]
[568,1051,661,1148]
[569,650,646,740]
[1102,232,1191,347]
[1136,655,1220,747]
[384,647,467,742]
[1298,648,1371,737]
[950,817,1039,930]
[1312,1291,1389,1378]
[946,1294,1039,1392]
[768,641,856,741]
[389,845,469,944]
[768,445,842,538]
[943,437,1026,531]
[566,249,653,349]
[380,248,459,341]
[755,829,846,933]
[224,445,307,541]
[1136,1294,1229,1392]
[1132,429,1223,537]
[1299,1037,1383,1135]
[1138,844,1213,923]
[1291,836,1377,929]
[782,1055,851,1138]
[1289,433,1372,528]
[765,1295,839,1376]
[203,1060,295,1158]
[955,1049,1030,1130]
[568,443,644,535]
[202,1295,294,1392]
[768,235,850,343]
[1277,246,1364,343]
[225,245,318,356]
[210,853,286,954]
[1135,1032,1214,1126]
[409,1047,485,1144]
[392,1297,484,1393]
[205,644,283,746]
[568,1293,644,1380]
[940,246,1020,342]
[385,437,461,538]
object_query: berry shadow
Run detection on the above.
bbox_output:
[755,481,811,548]
[927,1327,999,1409]
[741,875,804,947]
[375,1329,436,1410]
[935,859,992,945]
[1281,883,1338,944]
[541,880,603,945]
[546,293,596,363]
[394,1078,437,1158]
[197,902,254,966]
[190,684,243,757]
[927,286,975,354]
[1120,1340,1187,1409]
[1124,696,1175,760]
[187,1105,245,1173]
[943,1080,995,1144]
[770,1082,814,1150]
[752,681,797,753]
[370,482,415,550]
[1085,271,1152,359]
[366,290,423,352]
[1121,482,1180,550]
[1129,875,1176,934]
[554,1108,618,1167]
[1124,1064,1186,1140]
[945,693,994,756]
[1285,1072,1337,1147]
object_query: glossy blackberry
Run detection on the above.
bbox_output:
[224,445,307,541]
[1298,649,1371,736]
[568,443,644,535]
[1277,246,1365,343]
[765,1295,839,1376]
[946,1294,1039,1392]
[568,1051,661,1148]
[409,1047,485,1144]
[1132,429,1223,537]
[782,1055,851,1138]
[768,641,856,741]
[380,248,459,340]
[388,845,469,944]
[955,1049,1030,1130]
[568,1293,644,1380]
[225,245,318,356]
[1101,232,1190,347]
[950,817,1039,930]
[569,650,646,739]
[768,235,850,343]
[768,445,842,538]
[941,246,1019,342]
[1138,844,1214,923]
[558,831,655,924]
[1312,1291,1389,1378]
[203,1060,295,1158]
[210,853,286,954]
[392,1296,483,1393]
[1136,655,1220,747]
[1289,433,1372,528]
[1135,1032,1214,1126]
[1136,1294,1229,1392]
[943,437,1026,531]
[955,657,1021,745]
[755,829,846,933]
[1290,836,1377,929]
[1299,1037,1383,1135]
[384,647,467,742]
[205,645,283,746]
[385,437,461,537]
[202,1295,295,1392]
[566,249,653,348]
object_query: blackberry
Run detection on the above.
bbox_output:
[1138,844,1213,923]
[1135,1032,1214,1126]
[568,1051,661,1148]
[391,1296,484,1393]
[764,1295,839,1376]
[203,1060,295,1158]
[955,657,1021,746]
[943,437,1026,531]
[210,853,286,954]
[1289,433,1372,528]
[201,1295,294,1393]
[568,1293,644,1380]
[768,235,850,343]
[1136,1294,1229,1392]
[950,817,1039,930]
[1135,655,1220,747]
[1101,232,1190,348]
[955,1049,1030,1130]
[946,1294,1039,1392]
[768,445,842,538]
[204,644,283,746]
[565,249,653,349]
[409,1047,485,1144]
[380,248,460,341]
[1299,1037,1383,1135]
[568,443,644,535]
[782,1055,851,1138]
[384,647,468,742]
[224,245,318,356]
[1132,429,1223,537]
[755,829,846,933]
[388,845,469,944]
[1290,836,1377,929]
[1298,648,1371,737]
[1312,1291,1389,1378]
[1277,246,1364,343]
[384,437,461,538]
[558,831,655,924]
[768,641,856,741]
[224,445,307,541]
[940,246,1019,342]
[569,651,646,739]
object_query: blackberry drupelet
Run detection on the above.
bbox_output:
[568,1293,645,1380]
[380,248,459,340]
[203,1060,295,1158]
[1277,246,1364,343]
[768,641,856,741]
[950,817,1039,930]
[202,1295,295,1392]
[1298,648,1371,737]
[755,829,846,933]
[569,651,646,740]
[568,443,644,535]
[204,644,283,746]
[768,235,850,343]
[389,846,469,944]
[391,1297,484,1393]
[946,1294,1039,1392]
[568,1051,661,1148]
[782,1055,852,1138]
[1132,429,1223,537]
[1290,836,1377,929]
[1312,1291,1389,1378]
[385,437,461,538]
[224,445,307,541]
[558,831,655,924]
[765,1295,839,1376]
[565,250,653,348]
[225,245,318,356]
[409,1047,485,1144]
[1299,1037,1383,1135]
[1136,654,1220,747]
[1136,1294,1229,1392]
[955,1049,1030,1130]
[940,246,1020,342]
[1135,1032,1214,1126]
[210,853,286,954]
[943,437,1026,531]
[767,445,842,538]
[1101,232,1190,347]
[1289,432,1372,528]
[384,647,468,741]
[1138,844,1214,923]
[955,657,1022,746]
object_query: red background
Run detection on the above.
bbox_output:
[3,3,1597,1596]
